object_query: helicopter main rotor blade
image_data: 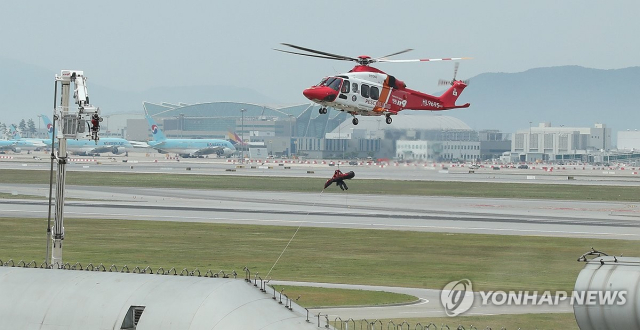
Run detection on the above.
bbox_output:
[273,49,353,61]
[378,57,472,63]
[376,49,414,60]
[280,43,356,61]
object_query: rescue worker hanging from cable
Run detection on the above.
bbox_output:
[324,169,355,190]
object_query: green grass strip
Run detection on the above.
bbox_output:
[2,217,637,293]
[270,285,417,308]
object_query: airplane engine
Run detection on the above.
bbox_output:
[223,148,235,156]
[111,146,126,155]
[12,147,21,153]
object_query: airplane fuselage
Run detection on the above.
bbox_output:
[149,139,235,157]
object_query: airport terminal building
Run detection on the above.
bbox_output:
[104,101,510,160]
[510,122,612,163]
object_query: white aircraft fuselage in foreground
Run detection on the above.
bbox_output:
[145,115,235,157]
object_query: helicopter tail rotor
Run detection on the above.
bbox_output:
[439,62,469,86]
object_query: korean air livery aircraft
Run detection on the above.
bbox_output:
[41,115,133,156]
[0,139,18,153]
[7,125,47,152]
[145,114,235,157]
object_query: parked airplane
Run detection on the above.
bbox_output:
[7,125,47,152]
[41,115,133,156]
[145,114,235,157]
[227,131,246,146]
[227,131,264,147]
[0,139,18,153]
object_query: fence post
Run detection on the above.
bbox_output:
[243,266,250,282]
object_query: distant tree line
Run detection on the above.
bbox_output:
[0,118,38,138]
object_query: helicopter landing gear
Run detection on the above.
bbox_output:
[352,117,359,125]
[319,107,328,114]
[385,115,392,124]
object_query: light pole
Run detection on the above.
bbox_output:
[104,116,110,136]
[37,115,41,138]
[179,113,185,138]
[240,109,246,162]
[287,114,294,157]
[528,121,532,161]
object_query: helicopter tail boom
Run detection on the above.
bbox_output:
[438,80,468,108]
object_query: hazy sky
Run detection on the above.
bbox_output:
[1,0,638,105]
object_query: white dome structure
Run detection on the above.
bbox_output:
[0,266,323,330]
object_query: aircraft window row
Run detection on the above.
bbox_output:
[359,84,379,100]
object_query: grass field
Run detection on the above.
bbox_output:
[1,168,640,202]
[269,285,417,308]
[0,192,43,199]
[2,217,636,293]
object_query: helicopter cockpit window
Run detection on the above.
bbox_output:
[328,77,342,92]
[352,83,358,93]
[361,84,370,98]
[370,86,380,100]
[322,77,343,92]
[321,77,336,87]
[316,77,329,86]
[341,80,350,93]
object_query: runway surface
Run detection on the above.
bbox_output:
[2,184,639,240]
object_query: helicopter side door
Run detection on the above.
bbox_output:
[342,79,361,111]
[354,82,384,114]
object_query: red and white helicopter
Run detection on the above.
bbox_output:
[275,43,471,125]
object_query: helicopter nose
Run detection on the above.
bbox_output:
[303,87,337,102]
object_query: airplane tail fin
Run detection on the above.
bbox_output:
[439,81,470,108]
[41,115,55,139]
[145,115,167,141]
[9,125,21,140]
[228,131,246,146]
